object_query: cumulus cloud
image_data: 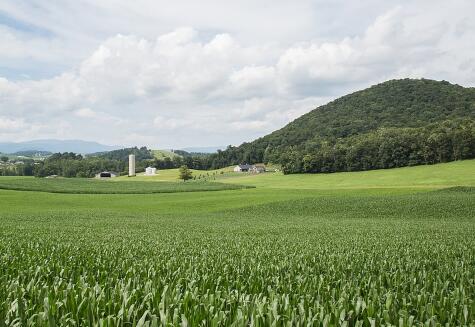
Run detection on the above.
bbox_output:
[0,1,474,147]
[0,116,26,131]
[74,108,96,118]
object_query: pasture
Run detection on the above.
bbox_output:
[151,150,181,161]
[115,167,234,182]
[220,160,475,189]
[0,160,474,326]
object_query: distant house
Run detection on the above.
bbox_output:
[233,164,254,172]
[251,165,266,173]
[145,167,157,176]
[95,171,117,179]
[233,164,266,173]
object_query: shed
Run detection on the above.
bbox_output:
[145,167,157,176]
[251,165,266,173]
[233,164,254,172]
[95,171,117,179]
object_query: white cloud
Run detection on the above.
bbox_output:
[153,115,192,130]
[74,108,96,118]
[0,116,26,130]
[0,1,474,147]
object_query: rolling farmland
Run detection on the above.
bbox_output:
[0,160,474,326]
[0,177,247,194]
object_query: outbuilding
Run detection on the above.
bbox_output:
[95,171,117,179]
[233,164,254,172]
[233,164,266,173]
[145,167,157,176]
[251,165,266,173]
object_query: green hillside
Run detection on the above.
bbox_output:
[219,159,475,190]
[152,149,181,160]
[264,79,475,143]
[208,79,475,173]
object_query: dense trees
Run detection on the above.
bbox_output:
[30,148,212,178]
[91,147,153,162]
[280,119,475,174]
[204,79,475,173]
[0,160,35,176]
[34,154,127,178]
[32,147,156,178]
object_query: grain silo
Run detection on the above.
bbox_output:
[128,154,136,177]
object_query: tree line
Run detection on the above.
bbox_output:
[1,147,212,178]
[279,119,475,174]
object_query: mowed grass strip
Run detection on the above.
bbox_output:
[0,177,250,194]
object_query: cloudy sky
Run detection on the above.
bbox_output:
[0,0,474,148]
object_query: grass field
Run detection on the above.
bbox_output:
[0,160,474,325]
[0,177,247,194]
[151,149,181,160]
[115,167,234,182]
[219,160,475,189]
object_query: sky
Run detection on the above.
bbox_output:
[0,0,474,149]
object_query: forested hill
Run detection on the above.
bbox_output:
[208,79,475,173]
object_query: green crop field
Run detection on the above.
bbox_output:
[0,160,474,326]
[0,177,247,194]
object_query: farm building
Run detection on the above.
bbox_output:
[233,164,266,173]
[95,171,117,179]
[251,165,266,173]
[233,164,254,172]
[145,167,157,176]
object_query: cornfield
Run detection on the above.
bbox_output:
[0,189,474,326]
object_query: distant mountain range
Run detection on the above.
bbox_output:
[0,139,121,154]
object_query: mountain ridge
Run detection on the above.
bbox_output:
[206,78,475,172]
[0,139,121,154]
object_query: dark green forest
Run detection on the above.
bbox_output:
[31,148,154,177]
[206,79,475,173]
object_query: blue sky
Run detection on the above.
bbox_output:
[0,0,474,148]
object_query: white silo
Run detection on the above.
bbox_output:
[128,154,136,177]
